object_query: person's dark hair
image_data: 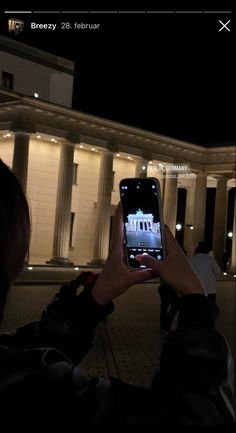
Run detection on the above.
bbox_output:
[194,241,210,255]
[0,159,30,318]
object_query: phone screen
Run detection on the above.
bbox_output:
[120,178,165,268]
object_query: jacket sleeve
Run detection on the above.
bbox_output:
[1,285,114,364]
[69,294,236,426]
[152,294,235,425]
[0,291,234,427]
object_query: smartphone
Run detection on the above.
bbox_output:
[119,177,165,268]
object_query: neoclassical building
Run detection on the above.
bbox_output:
[0,35,235,269]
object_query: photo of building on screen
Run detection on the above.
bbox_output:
[125,210,162,248]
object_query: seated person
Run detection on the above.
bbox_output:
[0,159,235,429]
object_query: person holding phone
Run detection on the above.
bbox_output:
[0,162,235,429]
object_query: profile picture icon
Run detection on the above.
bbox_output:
[8,18,24,35]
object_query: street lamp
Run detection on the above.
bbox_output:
[176,223,182,231]
[228,232,233,238]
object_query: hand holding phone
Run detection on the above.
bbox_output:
[91,204,155,305]
[91,202,205,305]
[119,177,165,268]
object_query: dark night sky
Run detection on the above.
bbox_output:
[0,7,234,147]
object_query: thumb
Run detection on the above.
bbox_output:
[136,254,163,274]
[129,268,155,285]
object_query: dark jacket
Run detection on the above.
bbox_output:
[0,276,235,430]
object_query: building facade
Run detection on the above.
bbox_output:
[0,36,235,269]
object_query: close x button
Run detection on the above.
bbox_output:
[218,20,231,32]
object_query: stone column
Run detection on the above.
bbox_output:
[230,190,236,272]
[163,173,178,235]
[49,142,75,266]
[158,173,165,196]
[183,186,195,257]
[184,174,207,257]
[156,163,166,195]
[90,150,114,265]
[193,174,207,248]
[213,176,228,266]
[12,132,30,193]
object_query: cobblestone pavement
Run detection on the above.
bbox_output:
[0,281,235,401]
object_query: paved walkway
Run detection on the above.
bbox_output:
[0,281,235,404]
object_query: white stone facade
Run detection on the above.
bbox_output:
[0,131,234,267]
[0,35,74,107]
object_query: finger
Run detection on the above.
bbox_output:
[129,268,155,285]
[136,254,164,273]
[122,243,129,266]
[164,225,179,253]
[110,203,124,254]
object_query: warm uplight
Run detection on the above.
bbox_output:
[228,232,233,238]
[27,266,33,271]
[50,138,57,143]
[190,225,194,230]
[79,145,84,148]
[116,153,120,157]
[149,161,153,164]
[74,267,79,270]
[91,148,96,151]
[176,223,182,231]
[3,133,12,138]
[36,135,41,139]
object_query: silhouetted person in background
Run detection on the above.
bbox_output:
[191,241,221,302]
[0,160,234,429]
[222,249,230,273]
